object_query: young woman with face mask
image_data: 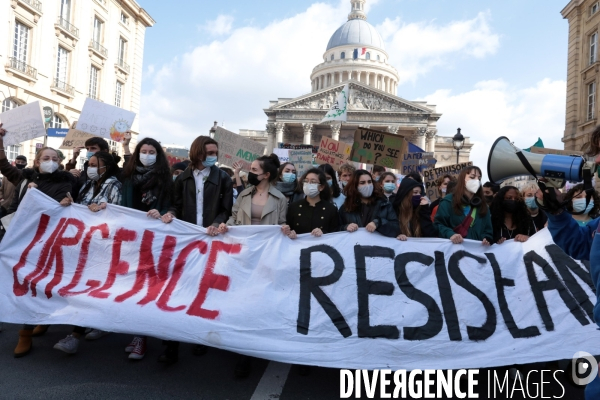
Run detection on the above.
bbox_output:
[392,178,437,241]
[339,170,399,237]
[275,162,304,205]
[379,172,398,205]
[520,182,547,231]
[120,137,173,361]
[318,163,345,209]
[434,166,493,245]
[284,168,339,239]
[52,152,122,354]
[565,184,600,227]
[490,186,536,244]
[218,153,288,378]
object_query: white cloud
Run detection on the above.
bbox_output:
[422,78,567,181]
[140,1,502,147]
[377,12,500,84]
[201,15,235,36]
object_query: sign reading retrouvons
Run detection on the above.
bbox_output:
[423,162,474,202]
[1,189,599,371]
[213,127,266,171]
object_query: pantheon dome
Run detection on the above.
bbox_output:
[326,18,385,51]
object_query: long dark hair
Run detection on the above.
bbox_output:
[122,137,171,184]
[564,184,600,218]
[451,166,488,216]
[343,170,382,213]
[277,162,295,181]
[300,168,332,201]
[317,163,341,198]
[89,152,119,197]
[256,153,280,183]
[490,186,533,235]
[398,188,422,238]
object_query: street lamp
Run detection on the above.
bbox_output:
[452,128,465,164]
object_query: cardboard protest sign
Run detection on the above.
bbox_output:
[278,143,319,153]
[423,162,473,201]
[59,129,95,150]
[76,98,136,142]
[350,127,408,169]
[214,127,266,171]
[3,189,600,371]
[273,148,290,163]
[401,152,436,174]
[289,149,313,178]
[315,136,351,168]
[530,147,584,156]
[0,101,45,146]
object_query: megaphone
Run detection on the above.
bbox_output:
[487,137,594,187]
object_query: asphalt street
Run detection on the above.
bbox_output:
[0,323,587,400]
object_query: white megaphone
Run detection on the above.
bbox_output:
[487,137,594,188]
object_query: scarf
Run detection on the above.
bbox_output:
[133,165,159,205]
[275,181,297,197]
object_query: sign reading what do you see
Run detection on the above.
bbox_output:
[0,102,45,147]
[350,128,408,169]
[76,98,136,143]
[213,127,266,171]
[1,189,599,371]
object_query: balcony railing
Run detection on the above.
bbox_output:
[5,57,37,79]
[116,58,130,73]
[52,78,74,95]
[18,0,43,13]
[89,40,108,57]
[56,17,79,38]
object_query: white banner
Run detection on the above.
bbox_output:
[1,189,599,371]
[0,101,45,146]
[76,98,136,143]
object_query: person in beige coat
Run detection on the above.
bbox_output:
[218,153,289,378]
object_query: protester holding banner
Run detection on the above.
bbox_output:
[490,186,536,244]
[52,151,123,354]
[338,170,399,237]
[392,178,437,240]
[219,153,287,377]
[338,163,356,190]
[564,183,600,227]
[317,163,345,209]
[160,135,233,364]
[275,162,304,205]
[434,166,493,245]
[285,168,339,239]
[120,137,173,360]
[520,182,547,231]
[379,171,398,205]
[0,155,26,215]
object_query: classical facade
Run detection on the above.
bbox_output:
[237,0,472,169]
[561,0,600,151]
[0,0,154,166]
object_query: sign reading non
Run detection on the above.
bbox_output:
[213,127,266,171]
[423,162,473,202]
[0,101,45,147]
[77,98,136,143]
[350,127,408,169]
[315,136,351,168]
[288,149,313,178]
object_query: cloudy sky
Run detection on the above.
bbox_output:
[138,0,569,175]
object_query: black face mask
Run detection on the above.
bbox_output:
[248,172,263,186]
[502,200,517,213]
[484,195,494,204]
[15,164,26,170]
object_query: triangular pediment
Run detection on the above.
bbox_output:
[269,81,434,114]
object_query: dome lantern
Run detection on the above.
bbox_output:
[348,0,367,21]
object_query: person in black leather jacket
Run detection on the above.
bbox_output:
[339,169,399,237]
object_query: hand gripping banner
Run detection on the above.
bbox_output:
[0,189,599,370]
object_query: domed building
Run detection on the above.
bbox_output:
[239,0,473,167]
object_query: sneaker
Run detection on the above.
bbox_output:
[125,336,139,353]
[128,336,146,360]
[85,329,110,340]
[54,335,80,354]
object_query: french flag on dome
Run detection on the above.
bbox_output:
[353,48,367,59]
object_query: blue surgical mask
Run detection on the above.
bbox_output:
[282,172,296,183]
[202,156,217,168]
[327,179,333,186]
[573,198,595,214]
[86,151,95,160]
[374,176,380,182]
[383,183,395,193]
[524,197,538,210]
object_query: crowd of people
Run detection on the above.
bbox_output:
[0,123,597,381]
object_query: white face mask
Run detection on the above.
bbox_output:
[303,183,320,198]
[39,160,59,174]
[87,167,103,181]
[139,153,157,167]
[358,184,373,198]
[465,179,481,194]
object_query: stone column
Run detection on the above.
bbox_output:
[426,129,437,153]
[417,127,427,150]
[266,123,276,154]
[366,73,370,86]
[275,122,285,145]
[302,123,313,145]
[331,122,341,141]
